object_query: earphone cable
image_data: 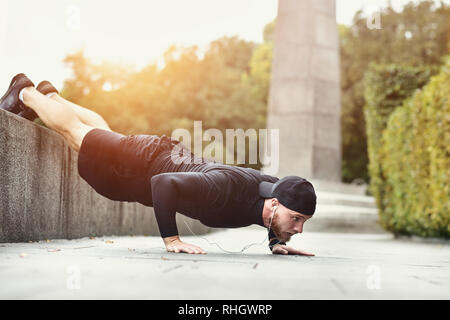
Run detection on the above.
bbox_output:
[181,206,276,254]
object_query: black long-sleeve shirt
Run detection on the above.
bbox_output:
[148,149,285,250]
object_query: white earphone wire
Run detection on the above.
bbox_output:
[181,205,278,254]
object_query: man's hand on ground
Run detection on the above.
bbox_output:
[163,235,206,254]
[271,244,314,256]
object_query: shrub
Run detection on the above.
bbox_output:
[363,64,437,232]
[382,61,449,237]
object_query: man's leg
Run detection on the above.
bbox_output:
[49,94,111,131]
[22,87,94,152]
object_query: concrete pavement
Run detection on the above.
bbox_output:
[0,226,449,299]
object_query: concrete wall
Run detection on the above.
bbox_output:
[0,110,210,242]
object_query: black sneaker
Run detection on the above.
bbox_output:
[36,80,59,96]
[0,73,35,118]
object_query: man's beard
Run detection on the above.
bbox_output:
[271,212,292,243]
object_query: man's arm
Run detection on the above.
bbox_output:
[151,173,184,238]
[267,228,315,256]
[268,228,286,251]
[150,171,227,254]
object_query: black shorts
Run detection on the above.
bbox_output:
[77,128,180,206]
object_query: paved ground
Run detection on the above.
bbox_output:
[0,226,449,299]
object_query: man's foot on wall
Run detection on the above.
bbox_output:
[18,80,59,122]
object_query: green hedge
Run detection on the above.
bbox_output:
[381,61,449,237]
[363,64,437,233]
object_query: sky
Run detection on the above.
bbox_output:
[0,0,448,91]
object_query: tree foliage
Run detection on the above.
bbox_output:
[256,1,449,182]
[60,1,449,180]
[61,36,266,168]
[340,0,449,182]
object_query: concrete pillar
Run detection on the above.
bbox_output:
[266,0,341,181]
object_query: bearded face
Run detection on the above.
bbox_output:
[270,208,293,242]
[269,203,313,242]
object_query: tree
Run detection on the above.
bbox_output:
[339,0,449,182]
[246,1,450,182]
[60,36,264,168]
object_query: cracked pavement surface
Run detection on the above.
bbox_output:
[0,226,449,299]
